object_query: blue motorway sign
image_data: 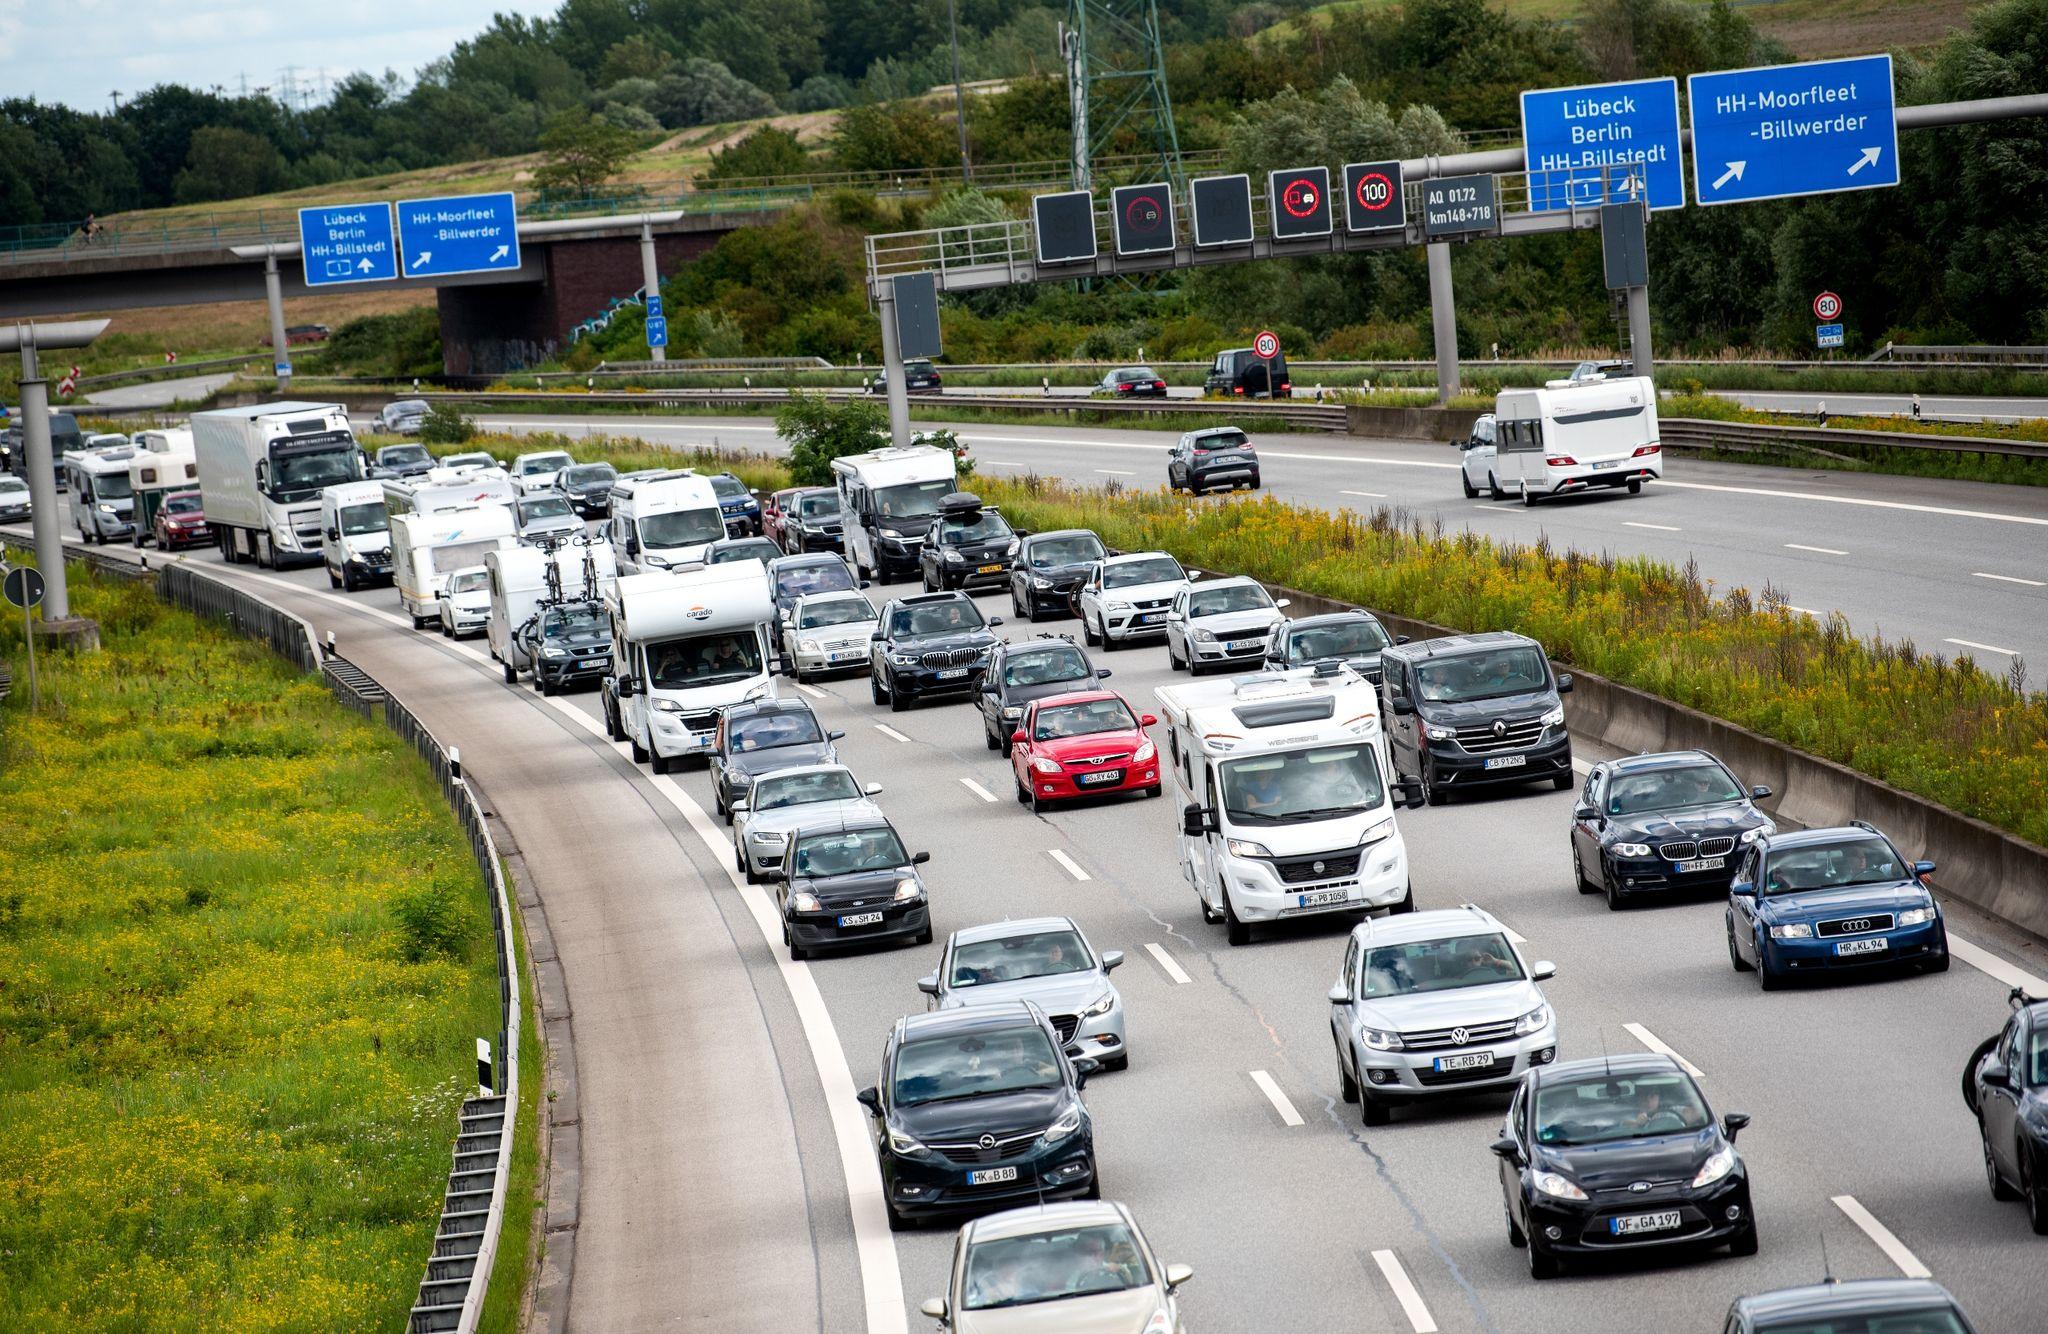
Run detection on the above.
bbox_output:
[297,202,397,286]
[1521,77,1683,212]
[1688,54,1898,207]
[645,316,669,348]
[645,294,664,321]
[394,192,521,278]
[1816,323,1845,348]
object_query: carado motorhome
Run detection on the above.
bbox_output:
[390,506,517,628]
[605,562,776,773]
[606,470,725,573]
[64,446,138,544]
[830,444,956,583]
[1156,666,1423,945]
[192,402,363,567]
[320,480,394,589]
[486,539,619,681]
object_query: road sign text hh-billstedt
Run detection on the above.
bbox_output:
[298,203,398,287]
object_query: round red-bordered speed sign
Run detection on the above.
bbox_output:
[1813,291,1842,321]
[1253,330,1280,360]
[1354,171,1394,212]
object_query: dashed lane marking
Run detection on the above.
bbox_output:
[1048,848,1091,882]
[1945,638,2018,656]
[1973,571,2045,587]
[875,724,912,743]
[1784,543,1848,555]
[1249,1070,1305,1127]
[1143,942,1191,985]
[1831,1195,1932,1279]
[958,777,997,803]
[1371,1250,1441,1333]
[1622,1022,1705,1078]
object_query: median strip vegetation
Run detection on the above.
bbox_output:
[0,564,504,1329]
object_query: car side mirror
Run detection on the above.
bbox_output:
[1489,1136,1522,1164]
[1395,634,1411,644]
[856,1087,882,1115]
[1071,1056,1100,1085]
[1729,880,1756,898]
[1572,804,1594,821]
[1274,598,1290,609]
[616,677,638,698]
[1389,696,1415,716]
[1327,982,1349,1005]
[916,975,940,997]
[1181,803,1211,837]
[1010,729,1027,745]
[731,799,749,814]
[1531,960,1556,981]
[919,1298,948,1321]
[1556,673,1574,693]
[1399,776,1425,809]
[1981,1067,2013,1091]
[988,616,1004,627]
[1140,713,1157,728]
[625,537,640,555]
[980,680,998,695]
[1102,950,1123,972]
[1914,859,1937,878]
[865,783,884,796]
[1751,785,1772,800]
[1164,1263,1194,1291]
[1722,1112,1750,1141]
[871,630,884,641]
[1097,667,1112,679]
[912,851,931,865]
[858,579,871,589]
[827,729,845,741]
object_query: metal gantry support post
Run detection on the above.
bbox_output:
[16,342,68,620]
[1626,284,1655,383]
[639,222,666,365]
[1426,242,1461,403]
[263,250,292,390]
[875,277,913,448]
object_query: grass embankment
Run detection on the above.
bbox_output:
[1665,393,2048,488]
[0,564,507,1329]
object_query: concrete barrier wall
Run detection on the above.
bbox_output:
[1343,404,1485,442]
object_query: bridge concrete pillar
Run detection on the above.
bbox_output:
[876,277,912,448]
[264,252,291,389]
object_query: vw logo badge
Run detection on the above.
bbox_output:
[977,1134,997,1150]
[1450,1027,1469,1045]
[1492,719,1508,738]
[1629,1181,1651,1193]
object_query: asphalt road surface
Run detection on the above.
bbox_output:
[23,501,2048,1333]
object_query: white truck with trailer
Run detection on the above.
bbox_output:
[605,470,726,573]
[192,402,364,567]
[830,444,957,583]
[1491,375,1662,506]
[389,506,517,629]
[320,480,394,589]
[1157,666,1424,946]
[486,540,619,681]
[606,562,777,773]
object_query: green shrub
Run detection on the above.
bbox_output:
[393,881,468,962]
[419,402,476,444]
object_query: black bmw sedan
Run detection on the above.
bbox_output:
[1570,750,1775,910]
[1965,986,2048,1233]
[1492,1053,1756,1279]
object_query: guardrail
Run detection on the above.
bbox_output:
[75,350,300,392]
[1661,417,2048,462]
[1869,342,2048,367]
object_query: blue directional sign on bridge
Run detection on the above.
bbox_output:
[394,191,522,279]
[645,294,668,349]
[1520,77,1683,213]
[1688,54,1898,207]
[297,202,397,286]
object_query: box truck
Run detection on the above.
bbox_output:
[192,402,363,567]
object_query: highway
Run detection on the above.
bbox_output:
[20,475,2048,1331]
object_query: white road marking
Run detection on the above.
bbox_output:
[1784,543,1848,555]
[1571,757,1592,775]
[1048,848,1091,882]
[1371,1250,1440,1334]
[1249,1070,1305,1127]
[1095,468,1136,476]
[1341,489,1387,499]
[1831,1195,1932,1279]
[1498,921,1528,946]
[1143,942,1192,985]
[958,777,997,803]
[980,459,1025,466]
[1622,1022,1704,1078]
[1973,571,2046,587]
[1949,934,2048,993]
[1946,638,2018,656]
[793,682,826,699]
[1623,521,1681,531]
[1785,606,1822,618]
[1662,477,2048,529]
[1477,503,1523,512]
[875,723,912,743]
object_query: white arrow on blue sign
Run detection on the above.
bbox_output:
[394,192,522,279]
[1520,77,1684,213]
[1688,54,1899,207]
[646,316,669,348]
[297,202,398,287]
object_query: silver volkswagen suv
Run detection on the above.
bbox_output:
[1327,904,1558,1125]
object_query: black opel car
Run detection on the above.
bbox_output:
[1264,609,1406,684]
[1008,528,1107,622]
[918,493,1019,593]
[1380,632,1574,804]
[708,699,842,822]
[777,818,931,960]
[555,461,619,518]
[976,636,1109,755]
[857,1002,1099,1230]
[1492,1053,1756,1280]
[870,591,1004,711]
[1571,751,1775,910]
[1965,986,2048,1234]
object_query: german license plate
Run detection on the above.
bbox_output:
[829,650,860,662]
[968,1166,1018,1186]
[1593,459,1619,470]
[1483,754,1527,770]
[838,911,884,927]
[1137,612,1164,625]
[977,563,1003,574]
[937,668,969,680]
[1675,857,1726,873]
[1076,770,1123,786]
[1296,889,1348,909]
[1836,936,1889,957]
[1610,1210,1681,1235]
[1434,1051,1495,1073]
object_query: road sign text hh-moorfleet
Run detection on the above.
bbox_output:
[394,192,522,278]
[1689,54,1899,206]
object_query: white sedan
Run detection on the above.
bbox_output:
[920,1200,1192,1333]
[732,764,883,883]
[1077,552,1191,650]
[1164,577,1288,674]
[779,590,879,681]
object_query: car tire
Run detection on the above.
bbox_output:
[1727,919,1754,971]
[1224,892,1251,947]
[1015,776,1030,804]
[984,725,1000,752]
[789,937,809,964]
[651,752,673,775]
[1552,773,1573,791]
[915,926,933,946]
[1083,614,1100,647]
[1105,1053,1129,1072]
[1757,949,1787,991]
[1462,471,1479,498]
[888,676,909,712]
[1507,1208,1527,1248]
[2026,1152,2048,1234]
[630,735,648,764]
[1573,845,1600,894]
[1361,1092,1391,1127]
[1528,1240,1560,1280]
[1627,479,1643,495]
[1728,1221,1759,1256]
[1924,948,1951,974]
[1521,482,1540,508]
[1982,1120,2020,1200]
[1488,474,1507,501]
[1605,876,1628,911]
[1423,762,1448,807]
[884,1197,914,1232]
[871,671,888,706]
[1101,624,1120,652]
[539,675,555,697]
[502,660,516,685]
[328,566,342,589]
[1143,784,1161,799]
[342,566,358,592]
[1200,891,1224,926]
[1386,882,1415,916]
[1167,638,1186,672]
[1336,1044,1359,1104]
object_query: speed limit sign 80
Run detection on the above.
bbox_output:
[1813,291,1842,321]
[1253,330,1281,360]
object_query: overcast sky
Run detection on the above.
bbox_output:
[0,0,559,112]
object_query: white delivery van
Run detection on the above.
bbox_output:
[1492,375,1662,505]
[486,540,619,681]
[606,562,777,773]
[64,446,138,544]
[192,402,363,567]
[383,468,517,517]
[606,470,725,573]
[830,444,956,583]
[1156,666,1423,946]
[390,506,517,628]
[320,480,394,590]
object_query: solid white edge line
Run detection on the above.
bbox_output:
[1571,757,1592,775]
[1831,1195,1932,1279]
[1623,521,1681,531]
[1945,638,2019,656]
[1371,1250,1441,1334]
[1248,1070,1305,1127]
[1949,935,2048,993]
[1973,571,2047,587]
[1341,490,1387,498]
[1094,469,1136,475]
[1048,848,1091,882]
[1622,1022,1705,1078]
[1143,942,1192,985]
[958,777,997,804]
[1783,543,1849,555]
[1785,606,1822,618]
[875,723,911,743]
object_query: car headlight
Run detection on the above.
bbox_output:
[888,652,920,667]
[1539,704,1566,728]
[541,645,567,658]
[1039,1104,1083,1145]
[791,892,822,912]
[1133,739,1155,764]
[1769,921,1813,939]
[1003,539,1019,556]
[1000,705,1023,720]
[1031,756,1062,775]
[881,534,908,548]
[1692,1144,1737,1188]
[643,552,669,568]
[755,830,789,845]
[651,698,685,713]
[1359,1025,1405,1052]
[887,1126,933,1158]
[98,502,117,514]
[745,682,772,701]
[1513,1004,1551,1036]
[1897,906,1936,927]
[893,878,923,901]
[796,637,821,653]
[1143,1311,1173,1334]
[1030,575,1053,589]
[1424,725,1457,742]
[1534,1171,1588,1201]
[1225,838,1271,858]
[1103,599,1131,612]
[1610,842,1653,858]
[1360,817,1394,846]
[943,549,963,563]
[1081,990,1116,1018]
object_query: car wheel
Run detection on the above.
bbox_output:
[888,676,909,712]
[1627,479,1643,495]
[341,566,357,592]
[1488,474,1507,501]
[1167,638,1186,672]
[1082,614,1100,647]
[1200,890,1224,925]
[1143,784,1161,799]
[502,660,517,685]
[984,724,1000,751]
[1100,624,1119,652]
[328,566,342,589]
[871,671,888,705]
[1983,1120,2020,1200]
[1423,762,1448,807]
[1386,882,1415,916]
[1015,776,1030,804]
[1605,875,1628,911]
[1528,1239,1560,1280]
[1462,470,1479,499]
[1104,1053,1129,1072]
[1757,941,1787,991]
[539,675,555,697]
[1027,786,1046,814]
[630,735,648,764]
[1361,1092,1391,1127]
[651,752,673,775]
[1336,1043,1359,1103]
[1573,844,1600,894]
[1223,892,1251,947]
[884,1197,913,1232]
[1506,1207,1528,1248]
[1727,918,1754,971]
[1728,1220,1759,1256]
[2026,1151,2048,1234]
[788,936,809,964]
[1521,481,1540,508]
[1552,772,1573,791]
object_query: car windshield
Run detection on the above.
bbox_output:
[542,606,604,636]
[892,601,983,636]
[874,478,954,519]
[776,562,857,598]
[0,477,26,493]
[1761,837,1905,895]
[940,510,1012,544]
[381,444,430,466]
[797,490,839,518]
[442,452,496,470]
[338,502,387,536]
[638,508,725,547]
[91,471,134,500]
[518,453,572,475]
[1033,698,1133,741]
[962,1221,1151,1311]
[1120,367,1158,382]
[1222,744,1386,826]
[890,1027,1062,1107]
[520,496,574,521]
[1533,1071,1712,1145]
[712,475,749,499]
[1189,584,1271,617]
[1754,1312,1968,1334]
[561,464,614,486]
[792,827,907,878]
[1287,619,1390,664]
[753,770,863,810]
[949,929,1093,988]
[390,400,429,416]
[274,449,359,494]
[164,493,203,514]
[1359,932,1524,998]
[729,711,823,751]
[905,360,935,376]
[448,570,490,594]
[1193,430,1250,451]
[1028,534,1104,568]
[1003,648,1091,689]
[709,542,778,565]
[797,596,875,630]
[1606,763,1744,816]
[1104,556,1183,589]
[1414,647,1550,702]
[645,631,761,688]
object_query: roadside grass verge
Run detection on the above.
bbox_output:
[0,563,503,1330]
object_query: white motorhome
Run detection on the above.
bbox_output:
[131,427,195,456]
[486,541,619,680]
[1491,375,1662,505]
[320,480,394,590]
[126,444,199,546]
[64,446,138,544]
[830,444,956,583]
[390,506,517,628]
[383,468,517,517]
[192,402,363,567]
[1156,666,1422,946]
[606,470,725,573]
[606,562,776,773]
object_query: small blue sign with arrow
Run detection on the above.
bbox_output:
[298,202,398,287]
[645,317,669,348]
[394,192,521,279]
[1688,54,1898,207]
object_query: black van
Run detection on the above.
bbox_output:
[1379,631,1574,804]
[1204,348,1291,399]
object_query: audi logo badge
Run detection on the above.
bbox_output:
[977,1134,997,1150]
[1842,917,1872,933]
[1450,1027,1469,1045]
[1628,1181,1651,1193]
[1492,719,1508,738]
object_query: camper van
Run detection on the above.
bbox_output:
[1491,375,1662,505]
[1156,666,1422,946]
[606,470,725,573]
[390,506,517,628]
[126,444,200,545]
[321,480,395,590]
[63,446,138,543]
[605,562,777,773]
[830,444,957,583]
[383,468,517,518]
[486,540,619,682]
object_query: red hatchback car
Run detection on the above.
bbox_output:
[152,489,211,549]
[1009,690,1162,811]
